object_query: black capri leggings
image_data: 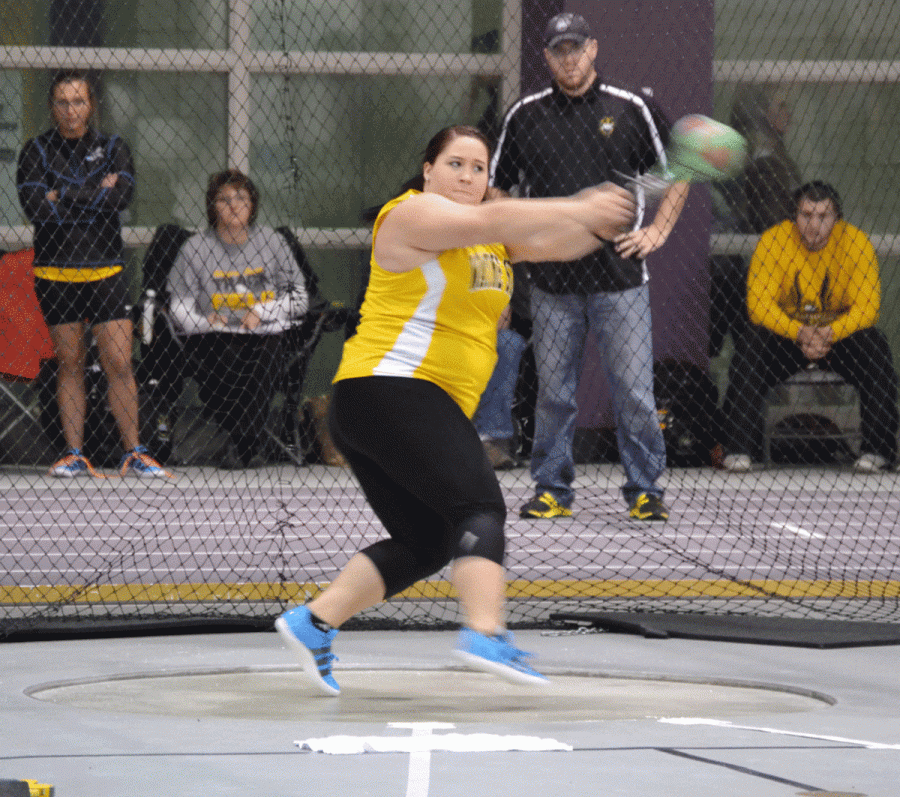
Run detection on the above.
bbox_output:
[328,376,507,598]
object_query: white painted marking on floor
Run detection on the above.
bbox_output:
[294,725,574,755]
[770,521,826,540]
[392,722,450,797]
[658,717,900,749]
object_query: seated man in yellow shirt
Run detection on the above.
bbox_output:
[722,181,898,472]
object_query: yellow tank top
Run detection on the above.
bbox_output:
[334,190,513,418]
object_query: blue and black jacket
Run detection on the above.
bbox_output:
[17,127,135,272]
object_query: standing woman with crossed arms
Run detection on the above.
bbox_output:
[17,71,167,477]
[275,125,635,693]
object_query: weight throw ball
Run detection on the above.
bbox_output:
[666,114,748,183]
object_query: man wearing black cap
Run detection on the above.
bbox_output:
[490,12,689,521]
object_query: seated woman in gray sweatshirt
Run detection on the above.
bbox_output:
[168,169,309,467]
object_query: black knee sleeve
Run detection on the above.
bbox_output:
[362,510,507,598]
[452,510,506,566]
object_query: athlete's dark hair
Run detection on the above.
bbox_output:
[206,169,260,227]
[362,125,493,223]
[793,180,843,220]
[401,125,493,194]
[48,70,97,116]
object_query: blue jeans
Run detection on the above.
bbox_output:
[472,328,529,441]
[530,284,666,507]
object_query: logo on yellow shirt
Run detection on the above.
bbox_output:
[468,250,512,297]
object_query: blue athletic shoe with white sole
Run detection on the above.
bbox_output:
[119,445,171,478]
[275,605,340,696]
[49,448,94,478]
[454,627,549,686]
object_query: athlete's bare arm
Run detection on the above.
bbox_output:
[374,185,635,273]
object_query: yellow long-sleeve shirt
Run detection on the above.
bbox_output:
[747,218,880,342]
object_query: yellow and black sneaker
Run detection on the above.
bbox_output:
[519,492,573,519]
[629,493,669,521]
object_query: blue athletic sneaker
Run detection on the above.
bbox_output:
[275,605,340,696]
[119,445,171,478]
[49,448,94,478]
[454,628,549,686]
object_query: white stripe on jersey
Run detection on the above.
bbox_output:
[372,258,447,377]
[489,87,552,186]
[598,83,669,169]
[599,83,671,281]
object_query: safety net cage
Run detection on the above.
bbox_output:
[0,0,898,637]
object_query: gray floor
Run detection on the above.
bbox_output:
[4,462,900,628]
[1,626,899,797]
[2,462,899,795]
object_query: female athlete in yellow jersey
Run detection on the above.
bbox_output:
[276,125,634,693]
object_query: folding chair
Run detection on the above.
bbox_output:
[135,224,350,466]
[133,224,195,462]
[272,226,359,462]
[763,364,860,463]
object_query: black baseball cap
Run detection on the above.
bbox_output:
[544,12,591,50]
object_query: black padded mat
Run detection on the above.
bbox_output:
[550,611,900,648]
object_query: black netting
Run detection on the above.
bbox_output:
[1,1,898,637]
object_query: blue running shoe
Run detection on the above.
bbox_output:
[119,445,171,478]
[454,628,549,686]
[49,448,95,478]
[275,605,340,696]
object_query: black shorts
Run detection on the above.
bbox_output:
[34,271,130,327]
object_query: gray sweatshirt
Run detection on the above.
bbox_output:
[168,226,310,335]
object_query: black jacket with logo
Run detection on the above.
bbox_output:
[17,128,134,270]
[490,78,671,294]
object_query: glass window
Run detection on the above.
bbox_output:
[7,69,227,229]
[715,0,900,60]
[250,0,501,54]
[250,73,500,229]
[0,71,24,226]
[105,71,228,227]
[713,81,900,236]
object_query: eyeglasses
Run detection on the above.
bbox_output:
[52,98,88,110]
[215,193,252,206]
